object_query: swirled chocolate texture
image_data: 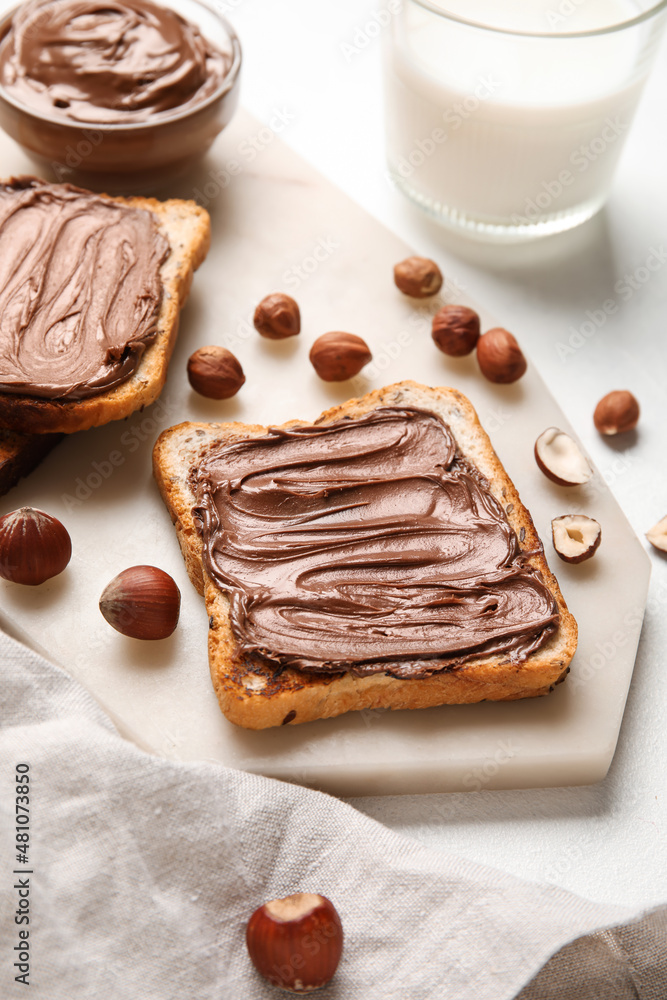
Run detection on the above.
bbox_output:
[193,407,559,678]
[0,0,230,124]
[0,178,169,401]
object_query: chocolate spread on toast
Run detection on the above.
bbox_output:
[193,407,559,678]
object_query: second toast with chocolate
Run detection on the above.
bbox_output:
[0,177,210,434]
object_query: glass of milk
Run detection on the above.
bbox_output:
[383,0,667,241]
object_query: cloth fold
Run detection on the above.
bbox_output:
[1,631,665,999]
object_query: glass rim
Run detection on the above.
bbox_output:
[409,0,667,39]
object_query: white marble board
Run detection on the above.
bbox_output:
[0,110,650,795]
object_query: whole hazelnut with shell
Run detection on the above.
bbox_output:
[99,565,180,640]
[246,893,344,993]
[0,506,71,585]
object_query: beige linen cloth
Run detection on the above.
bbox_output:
[1,630,665,999]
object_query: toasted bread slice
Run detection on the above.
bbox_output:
[0,189,210,434]
[0,428,63,496]
[153,382,577,729]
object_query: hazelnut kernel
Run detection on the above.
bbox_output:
[431,305,480,356]
[476,328,527,384]
[393,256,443,298]
[593,390,639,435]
[187,346,245,399]
[253,293,301,340]
[552,514,601,563]
[309,332,372,382]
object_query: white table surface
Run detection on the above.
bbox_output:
[3,0,666,912]
[227,0,667,910]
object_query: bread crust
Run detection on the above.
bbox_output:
[153,382,578,729]
[0,428,63,496]
[0,191,211,434]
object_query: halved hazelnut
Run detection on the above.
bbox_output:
[593,390,640,435]
[253,293,301,340]
[535,428,593,486]
[0,506,71,585]
[99,565,180,640]
[431,305,480,356]
[393,256,443,298]
[246,892,343,993]
[646,515,667,554]
[552,515,601,563]
[476,328,527,383]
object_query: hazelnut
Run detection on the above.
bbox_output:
[253,293,301,340]
[187,346,245,399]
[431,305,480,356]
[593,390,639,435]
[534,427,593,487]
[476,328,527,383]
[552,514,601,563]
[0,507,71,585]
[309,332,372,381]
[99,565,180,640]
[246,893,343,993]
[393,256,443,298]
[646,515,667,554]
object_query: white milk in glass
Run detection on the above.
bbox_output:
[384,0,659,237]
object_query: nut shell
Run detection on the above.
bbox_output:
[593,390,639,435]
[309,332,372,382]
[0,506,71,585]
[253,293,301,340]
[246,893,343,993]
[431,305,480,356]
[393,256,443,298]
[99,565,180,640]
[187,346,245,400]
[476,328,527,383]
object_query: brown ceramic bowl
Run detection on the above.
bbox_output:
[0,0,241,193]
